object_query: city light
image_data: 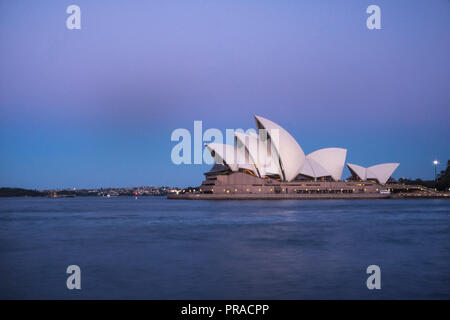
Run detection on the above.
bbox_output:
[433,160,439,181]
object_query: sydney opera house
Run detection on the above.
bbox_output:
[170,116,401,199]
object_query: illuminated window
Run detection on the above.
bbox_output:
[243,169,256,176]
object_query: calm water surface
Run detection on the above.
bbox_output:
[0,197,449,299]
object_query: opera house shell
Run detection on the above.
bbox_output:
[347,163,400,185]
[175,115,402,199]
[205,115,398,183]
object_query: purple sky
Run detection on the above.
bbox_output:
[0,0,449,189]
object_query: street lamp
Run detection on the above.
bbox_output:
[433,160,439,181]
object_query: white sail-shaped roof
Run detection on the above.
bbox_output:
[234,132,262,176]
[234,131,281,178]
[347,163,368,181]
[204,117,398,185]
[300,158,330,179]
[308,158,331,177]
[300,158,315,177]
[254,115,305,181]
[205,143,239,172]
[233,133,259,174]
[307,148,347,181]
[347,163,399,184]
[367,163,400,184]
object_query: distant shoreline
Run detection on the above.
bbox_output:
[0,187,176,198]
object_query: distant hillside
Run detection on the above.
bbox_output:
[0,188,45,197]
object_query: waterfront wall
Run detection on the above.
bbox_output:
[167,193,391,200]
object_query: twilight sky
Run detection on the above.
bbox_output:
[0,0,449,189]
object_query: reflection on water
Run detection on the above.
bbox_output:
[0,197,449,299]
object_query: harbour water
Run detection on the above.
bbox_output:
[0,197,449,299]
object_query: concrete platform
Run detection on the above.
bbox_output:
[167,193,392,200]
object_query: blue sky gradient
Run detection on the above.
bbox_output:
[0,0,449,188]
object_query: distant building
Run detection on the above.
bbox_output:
[204,115,399,184]
[171,115,404,199]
